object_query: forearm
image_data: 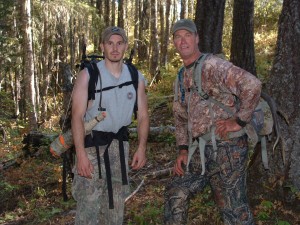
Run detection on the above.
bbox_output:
[71,116,86,155]
[173,102,189,147]
[137,113,149,152]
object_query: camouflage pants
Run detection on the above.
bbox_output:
[72,139,130,225]
[164,135,254,225]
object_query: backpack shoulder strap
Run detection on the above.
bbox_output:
[193,53,210,99]
[126,63,139,119]
[175,66,185,102]
[87,61,100,101]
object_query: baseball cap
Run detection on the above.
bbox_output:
[102,26,128,43]
[172,19,197,34]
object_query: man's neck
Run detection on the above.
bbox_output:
[104,59,123,78]
[182,50,202,67]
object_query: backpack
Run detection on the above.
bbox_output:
[175,53,280,174]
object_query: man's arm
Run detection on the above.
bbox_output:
[215,64,262,138]
[71,69,94,178]
[173,84,189,176]
[131,80,149,170]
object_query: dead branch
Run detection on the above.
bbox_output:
[146,167,173,178]
[125,179,145,202]
[0,153,22,171]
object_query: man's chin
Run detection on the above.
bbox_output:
[107,57,122,63]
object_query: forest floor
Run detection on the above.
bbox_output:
[1,98,300,225]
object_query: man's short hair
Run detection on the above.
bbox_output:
[172,19,197,35]
[102,26,128,43]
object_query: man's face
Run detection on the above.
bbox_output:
[173,29,199,60]
[101,34,128,62]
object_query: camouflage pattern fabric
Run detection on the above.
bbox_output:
[173,54,262,147]
[164,135,254,225]
[72,140,130,225]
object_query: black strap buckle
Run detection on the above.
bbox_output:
[201,93,209,100]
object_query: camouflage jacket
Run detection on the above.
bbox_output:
[173,54,262,149]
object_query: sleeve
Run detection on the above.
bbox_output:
[173,81,189,149]
[224,64,262,123]
[138,70,147,86]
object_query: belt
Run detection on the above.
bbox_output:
[85,126,129,209]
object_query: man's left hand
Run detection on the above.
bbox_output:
[131,149,146,170]
[215,118,242,139]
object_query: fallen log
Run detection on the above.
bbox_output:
[129,125,175,134]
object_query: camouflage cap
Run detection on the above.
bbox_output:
[172,19,197,34]
[102,26,128,43]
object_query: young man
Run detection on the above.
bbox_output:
[164,19,261,225]
[71,26,149,225]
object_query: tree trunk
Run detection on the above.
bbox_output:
[230,0,256,75]
[21,0,38,129]
[159,1,164,66]
[161,0,171,68]
[111,0,116,26]
[195,0,226,54]
[180,0,186,19]
[188,0,195,18]
[96,0,103,50]
[117,0,124,28]
[149,0,159,81]
[266,0,300,192]
[138,0,150,63]
[134,0,139,50]
[104,0,110,27]
[41,1,51,122]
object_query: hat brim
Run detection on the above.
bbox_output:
[173,26,196,34]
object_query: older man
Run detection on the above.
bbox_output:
[164,19,261,225]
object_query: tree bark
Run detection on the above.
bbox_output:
[149,0,159,80]
[138,0,150,63]
[41,1,51,122]
[180,0,187,19]
[21,0,38,129]
[188,0,195,18]
[134,0,139,50]
[104,0,110,27]
[195,0,226,54]
[117,0,124,28]
[266,0,300,192]
[230,0,256,75]
[160,0,171,68]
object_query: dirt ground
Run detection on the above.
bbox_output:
[1,102,300,225]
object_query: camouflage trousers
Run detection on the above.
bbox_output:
[72,139,130,225]
[164,135,254,225]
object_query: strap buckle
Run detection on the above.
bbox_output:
[201,93,209,100]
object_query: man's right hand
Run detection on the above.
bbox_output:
[76,150,94,179]
[173,150,188,176]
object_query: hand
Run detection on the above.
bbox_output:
[215,118,242,139]
[76,150,94,179]
[173,150,188,176]
[131,148,146,170]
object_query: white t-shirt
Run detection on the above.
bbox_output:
[84,60,145,133]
